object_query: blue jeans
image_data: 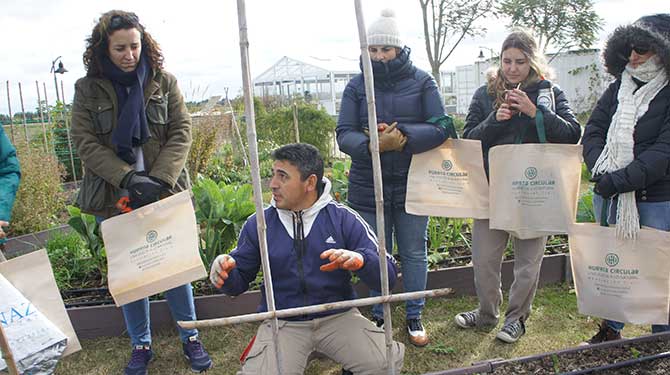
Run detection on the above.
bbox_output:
[96,216,199,345]
[592,194,670,334]
[122,284,199,346]
[357,207,428,320]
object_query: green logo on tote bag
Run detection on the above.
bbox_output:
[442,160,453,171]
[605,253,620,267]
[146,230,158,243]
[524,167,538,180]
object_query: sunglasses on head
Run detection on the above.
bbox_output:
[631,44,652,55]
[109,14,139,30]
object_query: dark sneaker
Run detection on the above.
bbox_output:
[407,318,429,347]
[455,310,479,329]
[183,335,213,373]
[341,370,353,375]
[371,316,384,328]
[125,345,153,375]
[496,319,525,343]
[583,321,622,345]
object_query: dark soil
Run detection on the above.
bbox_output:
[492,335,670,374]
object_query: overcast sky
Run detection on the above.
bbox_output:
[0,0,666,114]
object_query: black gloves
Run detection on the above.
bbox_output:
[591,173,617,199]
[123,171,166,209]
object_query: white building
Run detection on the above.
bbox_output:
[454,49,610,115]
[253,56,359,116]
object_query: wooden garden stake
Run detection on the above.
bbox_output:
[224,87,249,167]
[6,81,15,143]
[36,81,49,153]
[353,1,395,374]
[236,0,283,373]
[292,102,300,143]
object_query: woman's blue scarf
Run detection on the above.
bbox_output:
[359,47,415,90]
[101,51,151,165]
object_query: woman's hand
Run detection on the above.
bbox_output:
[368,122,407,153]
[496,103,514,122]
[506,89,537,118]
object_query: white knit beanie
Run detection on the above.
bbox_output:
[367,9,403,48]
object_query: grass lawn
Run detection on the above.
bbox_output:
[56,284,650,374]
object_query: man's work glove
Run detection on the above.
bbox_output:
[591,173,617,199]
[319,249,364,272]
[123,171,164,209]
[210,254,236,288]
[367,122,407,153]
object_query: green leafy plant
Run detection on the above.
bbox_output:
[204,140,275,184]
[329,159,350,203]
[10,140,66,235]
[46,231,101,290]
[188,115,222,179]
[428,343,456,355]
[253,102,336,158]
[551,353,561,373]
[66,205,107,282]
[576,189,596,223]
[193,178,256,266]
[630,346,641,359]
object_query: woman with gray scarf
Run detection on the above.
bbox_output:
[582,13,670,343]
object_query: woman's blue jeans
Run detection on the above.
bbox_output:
[593,194,670,334]
[97,216,199,346]
[357,207,428,320]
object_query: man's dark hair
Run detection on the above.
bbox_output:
[272,143,324,185]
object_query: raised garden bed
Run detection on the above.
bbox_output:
[427,331,670,375]
[66,253,569,339]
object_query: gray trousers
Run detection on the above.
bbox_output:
[238,308,404,375]
[471,219,547,326]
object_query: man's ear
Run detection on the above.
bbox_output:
[305,174,318,192]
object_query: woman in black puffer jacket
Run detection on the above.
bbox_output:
[336,9,449,347]
[455,30,581,344]
[582,13,670,344]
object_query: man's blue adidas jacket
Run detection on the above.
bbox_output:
[219,179,398,320]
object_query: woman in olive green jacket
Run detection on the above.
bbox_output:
[70,11,211,375]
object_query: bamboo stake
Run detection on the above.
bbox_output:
[6,81,15,143]
[18,82,30,145]
[292,102,300,143]
[0,324,19,375]
[36,81,48,152]
[224,87,249,167]
[353,2,395,374]
[236,0,283,373]
[0,257,19,375]
[43,83,55,155]
[179,288,452,329]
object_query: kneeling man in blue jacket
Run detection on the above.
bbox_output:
[210,143,404,375]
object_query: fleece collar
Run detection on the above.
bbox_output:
[271,178,332,239]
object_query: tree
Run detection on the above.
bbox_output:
[499,0,603,54]
[419,0,497,87]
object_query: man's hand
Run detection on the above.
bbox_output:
[210,254,236,288]
[368,123,407,153]
[319,249,364,272]
[0,220,8,240]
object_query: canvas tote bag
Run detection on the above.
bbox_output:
[406,136,489,219]
[569,202,670,324]
[101,190,207,306]
[0,249,81,358]
[488,112,582,239]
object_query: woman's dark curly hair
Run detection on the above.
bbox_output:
[83,10,164,77]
